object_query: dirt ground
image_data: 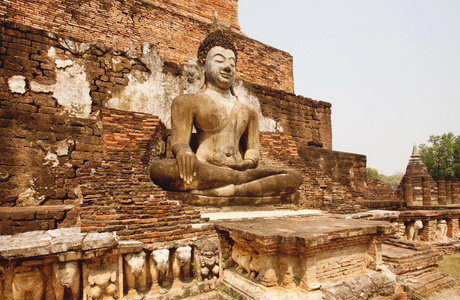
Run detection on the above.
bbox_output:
[426,252,460,299]
[426,286,460,300]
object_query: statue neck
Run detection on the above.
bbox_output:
[205,82,233,100]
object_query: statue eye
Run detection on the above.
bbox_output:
[212,54,225,63]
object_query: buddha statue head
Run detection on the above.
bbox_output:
[197,20,238,93]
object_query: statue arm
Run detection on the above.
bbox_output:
[226,108,259,171]
[171,96,198,184]
[244,109,260,165]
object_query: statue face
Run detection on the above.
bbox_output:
[204,46,236,90]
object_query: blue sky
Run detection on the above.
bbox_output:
[238,1,460,175]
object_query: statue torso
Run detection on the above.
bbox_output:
[179,93,253,167]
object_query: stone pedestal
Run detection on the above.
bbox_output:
[166,191,299,207]
[216,216,397,293]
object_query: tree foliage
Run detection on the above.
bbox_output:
[366,168,380,179]
[366,168,403,190]
[419,133,460,180]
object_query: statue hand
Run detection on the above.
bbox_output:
[226,159,255,171]
[176,150,198,184]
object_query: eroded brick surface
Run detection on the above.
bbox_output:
[0,0,294,92]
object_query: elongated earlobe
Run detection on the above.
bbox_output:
[199,67,205,90]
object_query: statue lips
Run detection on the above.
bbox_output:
[220,72,232,79]
[219,72,233,86]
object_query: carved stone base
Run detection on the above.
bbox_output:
[216,216,398,291]
[166,191,300,207]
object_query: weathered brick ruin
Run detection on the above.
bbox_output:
[0,0,359,226]
[1,1,459,299]
[398,144,460,206]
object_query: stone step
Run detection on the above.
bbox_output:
[404,271,455,297]
[385,238,432,251]
[382,243,443,275]
[399,266,438,280]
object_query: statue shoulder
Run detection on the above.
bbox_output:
[172,93,207,109]
[240,102,258,119]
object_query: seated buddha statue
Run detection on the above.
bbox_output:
[149,28,302,198]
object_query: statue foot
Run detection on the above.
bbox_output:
[190,184,236,197]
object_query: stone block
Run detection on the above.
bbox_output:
[82,232,118,251]
[0,230,52,259]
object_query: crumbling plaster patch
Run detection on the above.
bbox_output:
[8,41,279,130]
[107,43,201,128]
[44,151,59,168]
[107,43,279,132]
[8,75,27,94]
[16,177,46,206]
[233,81,283,133]
[27,46,92,119]
[40,138,75,168]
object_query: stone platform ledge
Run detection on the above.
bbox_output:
[341,210,400,221]
[215,216,397,247]
[202,209,323,221]
[407,205,460,211]
[399,208,460,218]
[0,205,74,220]
[198,203,299,214]
[0,227,119,260]
[166,191,299,207]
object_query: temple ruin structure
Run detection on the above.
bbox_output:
[397,144,460,206]
[1,1,459,299]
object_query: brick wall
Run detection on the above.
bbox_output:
[0,108,100,233]
[259,136,365,213]
[361,178,403,209]
[365,178,398,201]
[0,8,364,222]
[297,146,367,213]
[79,109,214,243]
[0,21,217,240]
[250,83,332,150]
[145,0,240,31]
[0,0,294,92]
[0,20,324,148]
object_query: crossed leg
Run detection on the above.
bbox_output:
[150,159,302,196]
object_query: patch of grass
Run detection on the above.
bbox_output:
[217,285,237,299]
[412,293,421,300]
[438,253,460,282]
